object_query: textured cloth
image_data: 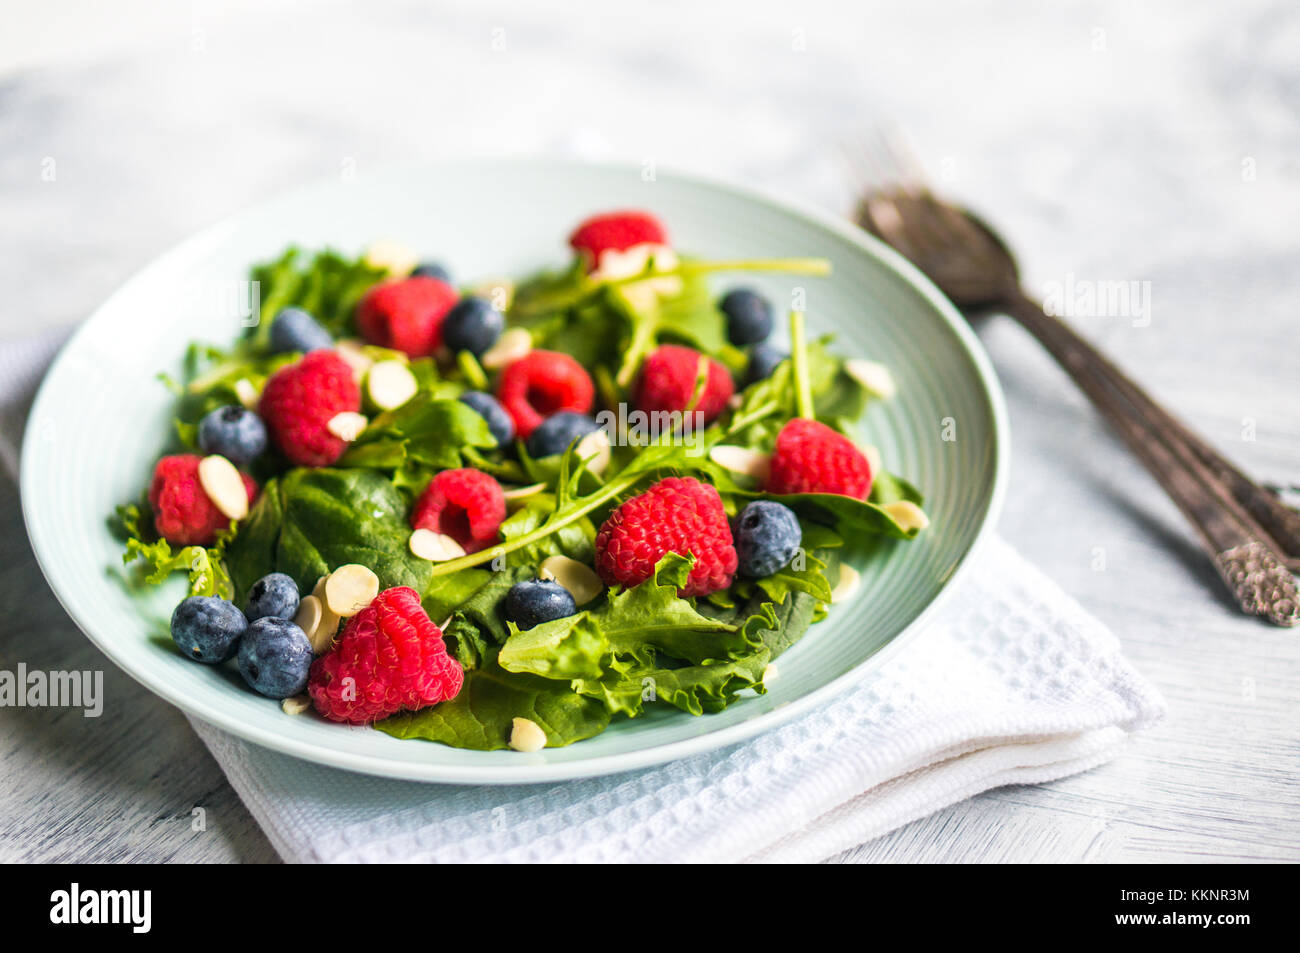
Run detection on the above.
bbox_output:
[187,538,1162,863]
[7,327,1164,863]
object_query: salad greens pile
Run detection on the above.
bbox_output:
[115,238,925,751]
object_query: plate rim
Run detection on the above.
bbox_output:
[20,158,1010,784]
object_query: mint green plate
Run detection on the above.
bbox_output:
[21,160,1008,784]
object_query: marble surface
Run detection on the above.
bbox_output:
[1,0,1297,863]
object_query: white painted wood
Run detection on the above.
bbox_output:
[2,0,1296,863]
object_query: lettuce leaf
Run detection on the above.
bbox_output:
[115,503,234,599]
[376,657,611,750]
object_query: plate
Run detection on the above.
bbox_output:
[21,159,1008,783]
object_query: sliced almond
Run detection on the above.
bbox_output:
[539,555,603,606]
[480,327,531,370]
[576,428,611,475]
[831,564,861,604]
[881,500,930,533]
[327,411,368,442]
[281,694,312,716]
[366,360,418,410]
[233,378,258,410]
[409,529,467,562]
[294,593,324,645]
[335,339,375,382]
[324,564,380,618]
[845,359,897,399]
[509,717,547,753]
[709,445,772,482]
[762,663,779,685]
[862,443,883,475]
[364,240,418,276]
[198,454,249,520]
[502,482,546,501]
[310,576,342,651]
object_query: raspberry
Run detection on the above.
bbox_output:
[410,468,506,554]
[766,418,873,499]
[595,476,737,597]
[259,350,362,467]
[495,350,595,440]
[632,344,734,426]
[568,210,669,270]
[308,586,463,724]
[149,454,257,546]
[355,276,458,357]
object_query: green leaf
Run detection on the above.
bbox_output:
[573,653,769,717]
[870,469,924,506]
[275,468,432,594]
[438,565,536,669]
[498,553,766,718]
[224,477,283,599]
[376,656,611,750]
[248,247,387,345]
[497,494,597,566]
[760,491,923,539]
[339,394,496,473]
[115,503,234,599]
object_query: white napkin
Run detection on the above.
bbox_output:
[5,328,1165,863]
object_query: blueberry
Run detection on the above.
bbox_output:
[746,343,787,385]
[171,596,247,664]
[441,297,504,357]
[237,617,314,699]
[412,261,452,283]
[459,391,515,447]
[197,405,267,465]
[269,306,333,354]
[733,500,802,578]
[720,288,774,346]
[244,572,300,622]
[505,579,578,630]
[526,412,600,458]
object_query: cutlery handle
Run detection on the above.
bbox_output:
[1008,294,1300,564]
[1002,291,1298,626]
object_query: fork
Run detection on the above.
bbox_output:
[849,130,1299,627]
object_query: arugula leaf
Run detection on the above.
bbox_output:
[376,656,611,750]
[497,494,597,566]
[248,247,387,345]
[172,342,295,446]
[338,393,495,473]
[115,503,234,599]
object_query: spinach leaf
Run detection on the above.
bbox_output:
[225,477,283,599]
[275,468,432,595]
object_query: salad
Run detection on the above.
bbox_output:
[113,209,929,752]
